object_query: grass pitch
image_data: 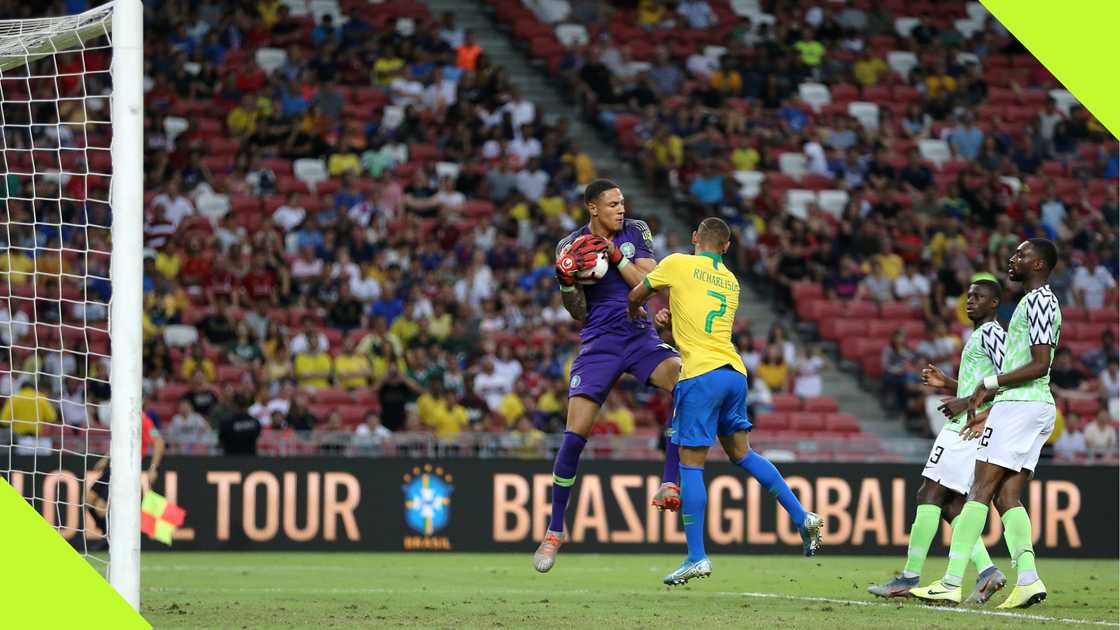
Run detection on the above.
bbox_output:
[141,552,1119,628]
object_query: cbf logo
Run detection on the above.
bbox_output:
[402,464,453,550]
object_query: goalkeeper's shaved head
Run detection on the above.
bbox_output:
[697,217,731,249]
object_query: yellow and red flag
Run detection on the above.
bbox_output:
[140,490,186,545]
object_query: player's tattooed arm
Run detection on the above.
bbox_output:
[561,285,588,320]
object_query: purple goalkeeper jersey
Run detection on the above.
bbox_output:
[556,218,656,341]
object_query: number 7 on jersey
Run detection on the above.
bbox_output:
[704,290,727,333]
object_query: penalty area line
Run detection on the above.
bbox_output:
[715,591,1119,627]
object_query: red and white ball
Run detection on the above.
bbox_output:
[574,250,610,284]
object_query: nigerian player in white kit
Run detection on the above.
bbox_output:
[869,275,1007,603]
[912,239,1061,609]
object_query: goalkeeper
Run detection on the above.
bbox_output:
[628,217,821,586]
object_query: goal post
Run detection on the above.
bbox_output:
[0,0,143,610]
[108,0,143,611]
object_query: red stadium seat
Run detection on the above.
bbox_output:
[771,394,801,413]
[825,413,861,434]
[789,412,825,432]
[803,397,839,413]
[1066,398,1101,418]
[314,388,352,405]
[157,383,189,403]
[754,412,790,431]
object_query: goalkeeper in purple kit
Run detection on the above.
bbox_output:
[533,179,683,573]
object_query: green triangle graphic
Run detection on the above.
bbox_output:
[983,0,1119,138]
[0,478,149,627]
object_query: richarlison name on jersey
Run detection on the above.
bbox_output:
[693,267,739,292]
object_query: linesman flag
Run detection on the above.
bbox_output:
[140,490,186,545]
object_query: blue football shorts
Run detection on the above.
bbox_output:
[671,365,752,447]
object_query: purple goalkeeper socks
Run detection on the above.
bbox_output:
[662,439,681,485]
[548,431,587,532]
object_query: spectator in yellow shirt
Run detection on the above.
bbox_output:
[730,142,760,171]
[537,184,566,218]
[853,52,888,87]
[510,416,546,458]
[638,0,668,27]
[710,62,742,95]
[643,125,683,180]
[1,380,58,435]
[180,344,216,383]
[0,251,34,285]
[499,388,527,426]
[927,220,967,266]
[755,344,789,392]
[226,95,259,138]
[327,140,362,177]
[417,382,470,437]
[794,30,825,68]
[155,241,183,280]
[294,348,333,390]
[563,147,596,185]
[257,0,282,28]
[602,393,635,434]
[924,61,957,98]
[333,338,372,389]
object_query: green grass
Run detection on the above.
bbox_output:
[140,552,1119,629]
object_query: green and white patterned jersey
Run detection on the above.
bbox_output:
[946,320,1006,433]
[995,284,1062,405]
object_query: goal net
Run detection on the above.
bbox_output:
[0,0,143,609]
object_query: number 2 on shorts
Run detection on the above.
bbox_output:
[704,290,727,333]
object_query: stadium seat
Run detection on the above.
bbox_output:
[1066,398,1100,418]
[825,413,860,434]
[803,397,840,413]
[778,152,808,179]
[894,17,920,37]
[771,394,801,413]
[954,17,983,38]
[789,412,825,432]
[293,158,329,191]
[196,193,231,225]
[254,47,287,75]
[754,412,790,431]
[791,282,824,302]
[554,23,589,46]
[886,51,918,78]
[785,189,816,218]
[817,189,849,216]
[729,0,762,17]
[798,82,831,114]
[217,365,246,384]
[163,116,189,143]
[1088,308,1119,324]
[158,383,190,403]
[918,139,952,166]
[314,388,352,405]
[847,101,879,131]
[732,170,765,199]
[1049,88,1078,115]
[163,325,199,347]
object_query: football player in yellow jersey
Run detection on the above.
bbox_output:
[628,217,823,586]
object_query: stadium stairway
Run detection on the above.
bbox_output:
[423,0,686,235]
[428,0,923,458]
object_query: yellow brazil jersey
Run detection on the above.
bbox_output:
[642,252,746,381]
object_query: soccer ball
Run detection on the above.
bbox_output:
[575,250,610,284]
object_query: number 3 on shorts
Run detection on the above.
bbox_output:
[705,290,727,333]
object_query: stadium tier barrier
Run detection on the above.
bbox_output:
[7,456,1115,557]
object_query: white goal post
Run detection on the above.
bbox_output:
[0,0,143,609]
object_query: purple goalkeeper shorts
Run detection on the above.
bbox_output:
[568,326,679,404]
